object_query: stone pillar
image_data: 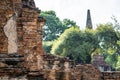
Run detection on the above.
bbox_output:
[86,9,93,29]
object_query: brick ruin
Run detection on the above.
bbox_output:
[92,54,111,71]
[0,0,45,79]
[0,0,120,80]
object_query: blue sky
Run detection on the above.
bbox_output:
[34,0,120,29]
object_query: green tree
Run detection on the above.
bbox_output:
[51,27,98,63]
[41,10,63,41]
[62,19,77,28]
[116,56,120,70]
[96,23,119,69]
[41,10,77,41]
[42,41,54,53]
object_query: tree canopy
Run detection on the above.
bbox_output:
[41,10,77,41]
[96,23,120,69]
[51,27,98,63]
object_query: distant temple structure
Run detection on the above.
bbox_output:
[92,54,111,71]
[86,9,93,29]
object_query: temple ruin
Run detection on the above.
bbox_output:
[0,0,120,80]
[86,9,93,29]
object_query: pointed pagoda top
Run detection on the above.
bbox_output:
[86,9,93,29]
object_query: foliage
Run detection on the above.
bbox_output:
[116,56,120,70]
[105,54,118,68]
[111,16,120,32]
[41,10,77,41]
[41,10,62,41]
[62,19,77,28]
[96,23,118,43]
[51,27,98,63]
[96,23,119,69]
[50,22,120,68]
[42,41,54,53]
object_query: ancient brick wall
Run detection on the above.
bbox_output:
[0,0,44,55]
[18,8,39,55]
[72,64,120,80]
[73,64,102,80]
[102,71,120,80]
[17,0,45,71]
[0,0,45,72]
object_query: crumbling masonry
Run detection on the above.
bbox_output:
[0,0,120,80]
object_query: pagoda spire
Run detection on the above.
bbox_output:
[86,9,93,29]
